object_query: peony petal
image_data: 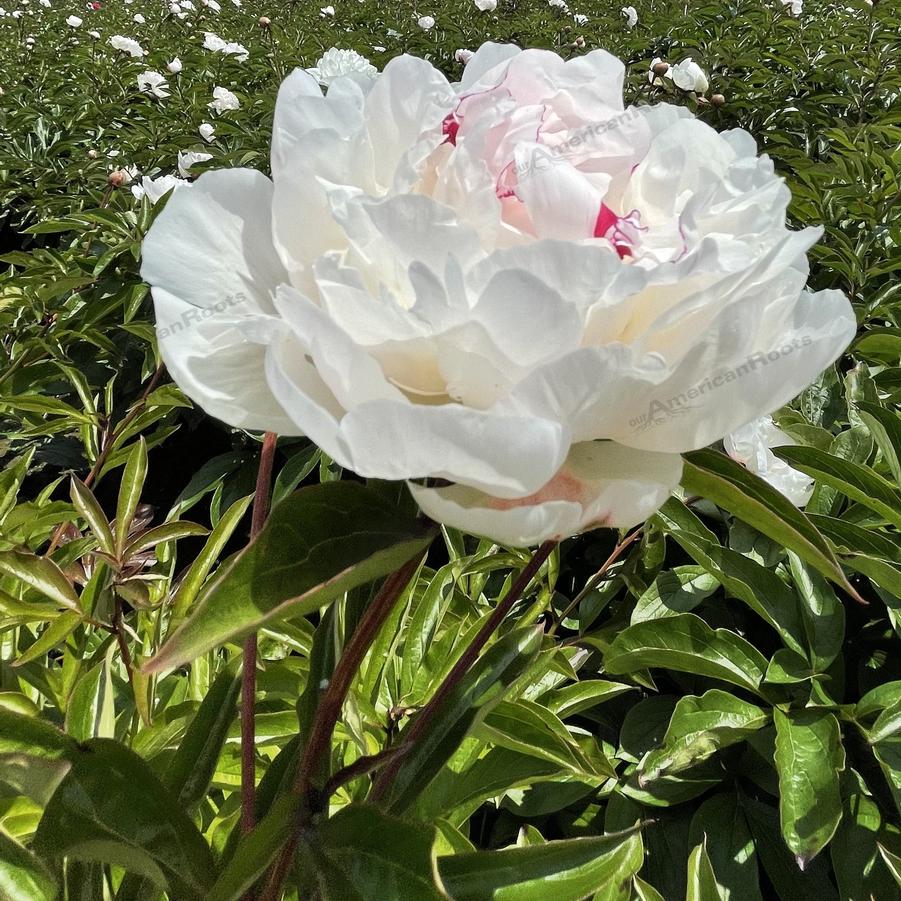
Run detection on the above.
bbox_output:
[409,441,683,546]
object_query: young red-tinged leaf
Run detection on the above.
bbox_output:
[70,477,115,557]
[114,437,148,557]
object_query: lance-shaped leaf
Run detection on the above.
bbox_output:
[438,826,643,901]
[33,739,216,899]
[0,551,81,612]
[640,690,770,782]
[773,445,901,529]
[681,449,861,601]
[114,438,149,557]
[0,709,76,804]
[146,482,436,673]
[773,708,845,868]
[605,614,768,696]
[0,830,57,901]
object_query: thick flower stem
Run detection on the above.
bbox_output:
[260,554,422,901]
[241,431,278,841]
[369,539,557,803]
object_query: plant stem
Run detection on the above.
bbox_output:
[241,431,278,842]
[369,539,557,803]
[260,554,422,901]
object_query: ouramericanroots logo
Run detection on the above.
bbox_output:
[630,335,814,432]
[156,293,249,339]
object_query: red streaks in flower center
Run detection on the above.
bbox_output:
[442,113,460,146]
[487,469,586,511]
[593,203,644,259]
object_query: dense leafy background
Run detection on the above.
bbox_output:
[1,0,900,897]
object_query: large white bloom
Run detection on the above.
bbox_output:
[203,31,249,61]
[142,44,855,545]
[138,70,169,98]
[306,48,376,87]
[208,85,240,112]
[725,416,814,506]
[110,34,144,57]
[621,5,637,28]
[198,122,216,142]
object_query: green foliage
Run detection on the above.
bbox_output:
[0,0,900,897]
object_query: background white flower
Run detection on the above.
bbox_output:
[668,57,709,93]
[167,57,182,73]
[132,174,189,203]
[305,48,376,86]
[474,0,496,10]
[65,14,81,26]
[417,15,435,29]
[132,12,144,23]
[109,35,144,57]
[622,6,637,28]
[725,416,815,506]
[208,85,239,112]
[198,122,216,141]
[177,149,213,177]
[455,48,473,64]
[138,70,170,98]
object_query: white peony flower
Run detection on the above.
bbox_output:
[203,31,249,61]
[198,122,216,142]
[548,0,568,10]
[167,57,182,73]
[305,48,377,86]
[203,0,221,9]
[65,13,81,25]
[474,0,496,9]
[177,149,213,177]
[319,4,334,15]
[208,85,239,112]
[455,48,474,64]
[138,70,170,98]
[725,416,814,507]
[11,9,22,17]
[88,29,99,38]
[621,5,637,28]
[142,44,855,546]
[39,0,50,7]
[667,58,709,94]
[110,35,144,57]
[132,174,190,203]
[417,14,435,29]
[132,12,144,23]
[780,0,802,14]
[572,12,588,24]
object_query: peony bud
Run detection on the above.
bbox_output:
[107,168,131,187]
[652,60,669,77]
[573,36,585,48]
[711,93,725,107]
[258,14,270,26]
[87,148,98,158]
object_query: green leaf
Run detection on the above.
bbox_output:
[121,520,209,558]
[0,551,81,612]
[69,477,115,558]
[33,739,216,899]
[0,449,34,526]
[437,827,643,901]
[631,566,720,624]
[547,680,637,718]
[146,482,436,672]
[0,829,57,901]
[309,806,445,901]
[640,690,770,782]
[857,402,901,484]
[773,708,845,867]
[164,665,241,809]
[0,709,76,804]
[605,614,768,696]
[686,841,725,901]
[383,625,543,813]
[681,449,860,600]
[64,658,115,741]
[773,445,901,529]
[114,438,148,557]
[788,553,845,673]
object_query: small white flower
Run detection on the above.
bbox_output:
[572,12,587,23]
[25,35,35,44]
[208,85,239,112]
[198,122,216,142]
[11,9,22,17]
[65,13,81,25]
[305,48,377,86]
[454,48,473,64]
[177,149,212,177]
[548,0,568,10]
[132,174,190,204]
[88,29,99,38]
[180,0,194,8]
[621,5,637,28]
[668,58,709,94]
[167,57,182,73]
[780,0,802,14]
[474,0,496,10]
[109,35,145,57]
[725,417,815,507]
[319,4,334,15]
[38,0,50,8]
[203,31,249,61]
[417,14,435,29]
[203,0,221,9]
[138,70,170,98]
[132,12,144,23]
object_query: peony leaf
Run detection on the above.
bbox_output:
[146,481,436,673]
